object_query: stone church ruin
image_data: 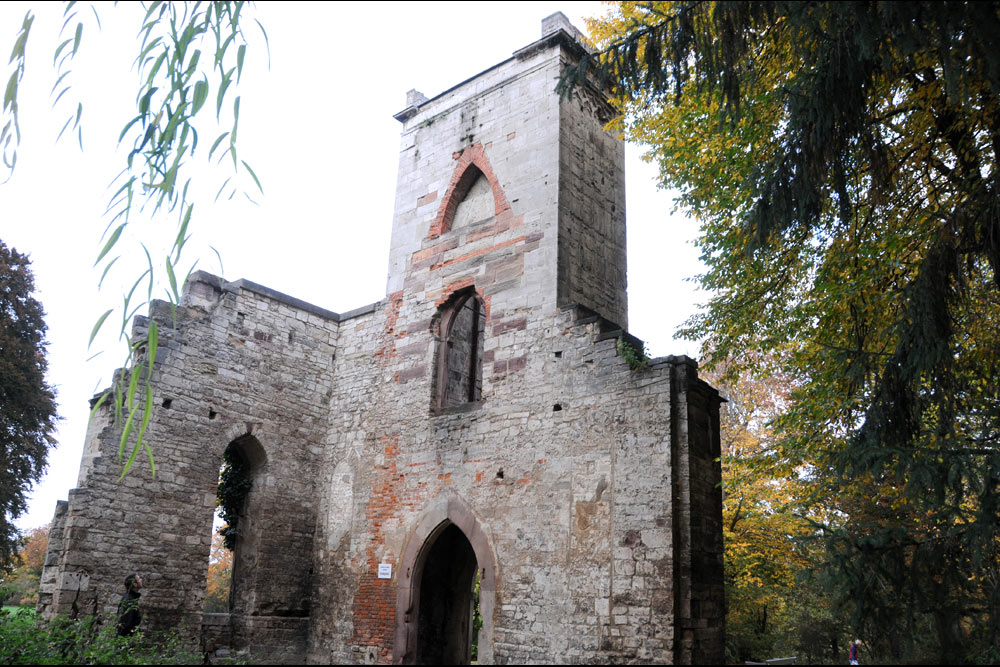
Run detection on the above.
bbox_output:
[39,14,724,664]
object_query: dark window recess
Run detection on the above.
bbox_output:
[496,468,504,479]
[208,408,217,420]
[436,291,485,409]
[162,398,173,409]
[554,351,562,358]
[553,404,562,412]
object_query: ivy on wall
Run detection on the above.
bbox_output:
[217,447,253,551]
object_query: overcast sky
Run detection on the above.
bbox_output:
[0,2,705,531]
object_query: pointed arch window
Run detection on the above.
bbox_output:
[209,434,267,615]
[450,168,493,229]
[427,142,510,239]
[435,291,485,409]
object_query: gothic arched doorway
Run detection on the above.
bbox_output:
[416,523,478,664]
[394,495,497,665]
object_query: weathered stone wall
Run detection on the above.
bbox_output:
[304,23,722,664]
[672,364,726,663]
[40,275,340,661]
[40,14,724,665]
[303,293,722,664]
[557,74,628,329]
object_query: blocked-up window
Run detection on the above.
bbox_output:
[450,169,493,229]
[436,291,485,408]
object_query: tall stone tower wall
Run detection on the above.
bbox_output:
[386,23,627,329]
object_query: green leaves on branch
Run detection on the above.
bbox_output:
[50,3,90,151]
[617,336,649,371]
[116,1,265,219]
[217,446,253,551]
[1,10,33,178]
[94,3,266,477]
[89,318,160,479]
[2,5,264,478]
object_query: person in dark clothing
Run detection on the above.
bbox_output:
[849,638,861,665]
[116,573,143,637]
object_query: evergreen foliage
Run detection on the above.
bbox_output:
[575,2,1000,661]
[0,241,57,573]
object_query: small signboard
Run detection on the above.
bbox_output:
[377,563,392,579]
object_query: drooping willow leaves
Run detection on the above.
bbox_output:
[1,2,268,477]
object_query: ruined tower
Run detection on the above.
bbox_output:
[39,14,724,664]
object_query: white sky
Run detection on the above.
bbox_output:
[0,2,705,531]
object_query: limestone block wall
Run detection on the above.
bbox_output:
[387,34,564,314]
[670,362,726,663]
[302,22,722,665]
[305,296,390,662]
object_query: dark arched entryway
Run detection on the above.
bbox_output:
[415,524,478,664]
[395,494,497,665]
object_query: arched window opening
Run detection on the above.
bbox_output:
[204,435,265,614]
[217,446,252,551]
[415,523,480,665]
[436,292,485,409]
[450,170,493,230]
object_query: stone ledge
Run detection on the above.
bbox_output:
[185,271,379,323]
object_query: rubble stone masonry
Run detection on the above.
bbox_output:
[39,13,724,664]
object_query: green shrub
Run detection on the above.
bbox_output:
[0,608,202,665]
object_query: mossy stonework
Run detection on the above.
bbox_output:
[38,14,724,665]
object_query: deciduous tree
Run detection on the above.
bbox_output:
[1,523,48,606]
[704,356,846,663]
[204,530,232,614]
[574,2,1000,661]
[0,241,57,572]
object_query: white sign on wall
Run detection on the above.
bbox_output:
[377,563,392,579]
